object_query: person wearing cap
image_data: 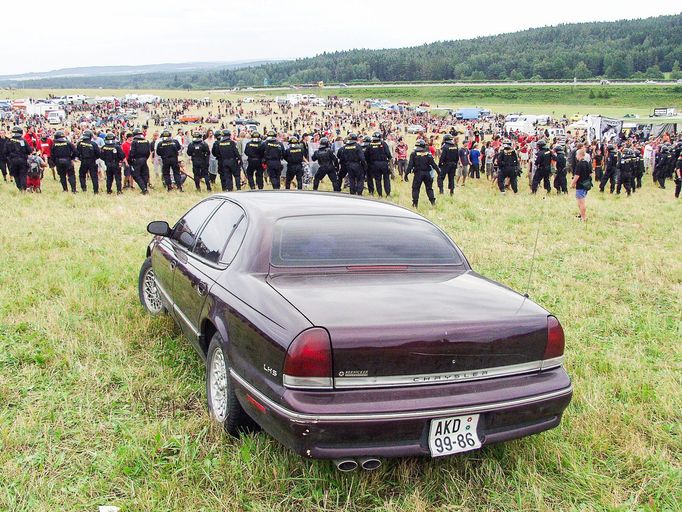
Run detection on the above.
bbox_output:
[76,130,101,193]
[186,132,211,192]
[100,133,126,194]
[553,145,568,194]
[311,137,340,192]
[531,140,552,194]
[336,133,366,195]
[405,139,438,207]
[244,131,264,189]
[128,128,151,194]
[51,130,78,193]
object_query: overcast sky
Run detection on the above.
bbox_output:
[2,1,679,75]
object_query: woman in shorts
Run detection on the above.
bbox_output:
[571,148,592,222]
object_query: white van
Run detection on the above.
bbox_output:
[47,110,65,125]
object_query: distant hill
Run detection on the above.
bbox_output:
[2,14,681,89]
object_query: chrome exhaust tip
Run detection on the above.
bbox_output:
[359,457,382,471]
[334,458,358,472]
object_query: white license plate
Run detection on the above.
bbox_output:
[428,414,482,457]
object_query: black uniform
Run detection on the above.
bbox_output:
[532,147,552,193]
[260,138,286,189]
[405,147,438,207]
[244,138,264,189]
[674,153,682,199]
[633,151,644,190]
[156,138,183,190]
[653,150,671,189]
[213,137,241,191]
[52,137,78,193]
[129,136,151,193]
[438,142,458,194]
[100,142,126,193]
[366,140,392,197]
[187,140,211,191]
[553,152,568,194]
[311,146,340,191]
[6,137,33,191]
[337,141,366,195]
[284,143,306,190]
[616,151,634,196]
[76,139,101,193]
[0,136,9,180]
[497,147,520,194]
[600,149,618,193]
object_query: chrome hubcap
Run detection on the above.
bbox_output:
[210,348,228,422]
[142,268,163,314]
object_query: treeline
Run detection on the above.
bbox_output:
[4,14,682,90]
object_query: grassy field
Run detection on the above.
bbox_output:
[3,84,682,118]
[0,169,680,510]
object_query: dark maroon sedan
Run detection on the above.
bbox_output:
[139,192,571,471]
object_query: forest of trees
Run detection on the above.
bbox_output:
[4,14,681,90]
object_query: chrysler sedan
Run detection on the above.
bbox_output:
[138,192,572,471]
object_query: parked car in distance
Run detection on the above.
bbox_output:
[407,124,425,134]
[139,192,572,471]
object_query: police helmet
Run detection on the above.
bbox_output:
[415,139,426,148]
[372,131,382,140]
[192,132,202,140]
[214,129,223,138]
[289,137,299,144]
[54,130,65,139]
[503,140,512,148]
[443,134,453,142]
[105,133,116,142]
[133,127,143,136]
[554,145,564,153]
[223,130,231,138]
[536,140,547,148]
[661,144,670,153]
[319,137,329,147]
[363,135,371,143]
[11,126,23,137]
[348,132,358,141]
[161,130,171,138]
[82,130,93,140]
[267,130,276,138]
[251,131,260,139]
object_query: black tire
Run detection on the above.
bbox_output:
[206,332,252,436]
[138,257,165,315]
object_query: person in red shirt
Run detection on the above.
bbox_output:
[24,127,38,150]
[121,132,134,189]
[38,134,55,180]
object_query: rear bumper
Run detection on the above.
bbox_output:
[232,367,572,459]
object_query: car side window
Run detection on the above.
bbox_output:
[171,200,220,251]
[221,215,247,264]
[193,201,245,264]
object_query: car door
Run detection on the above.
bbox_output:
[173,200,246,347]
[164,199,222,338]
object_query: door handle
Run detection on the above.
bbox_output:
[196,283,208,296]
[170,261,177,270]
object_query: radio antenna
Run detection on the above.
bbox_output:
[524,201,543,298]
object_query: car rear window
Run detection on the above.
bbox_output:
[271,215,462,267]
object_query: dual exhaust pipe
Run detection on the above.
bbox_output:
[333,457,382,472]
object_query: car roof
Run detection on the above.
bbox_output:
[214,191,423,223]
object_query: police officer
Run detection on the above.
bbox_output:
[633,146,645,190]
[553,145,568,194]
[76,130,101,193]
[52,131,78,193]
[497,140,520,194]
[244,131,264,189]
[213,130,241,191]
[100,133,125,194]
[311,137,340,191]
[600,144,618,193]
[366,131,392,197]
[337,133,366,195]
[653,145,671,189]
[128,127,151,194]
[6,127,33,191]
[284,136,307,190]
[360,135,374,195]
[260,131,285,189]
[531,140,552,194]
[0,129,10,182]
[405,139,438,207]
[438,134,458,195]
[674,145,682,199]
[187,132,211,192]
[156,129,183,192]
[617,148,634,196]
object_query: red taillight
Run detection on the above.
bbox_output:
[283,327,333,389]
[544,316,565,366]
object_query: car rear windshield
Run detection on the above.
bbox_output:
[271,215,462,267]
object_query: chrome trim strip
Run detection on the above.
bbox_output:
[155,279,172,306]
[230,369,572,423]
[173,303,200,337]
[283,374,333,390]
[541,356,564,370]
[334,360,550,389]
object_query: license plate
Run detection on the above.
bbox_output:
[428,414,482,457]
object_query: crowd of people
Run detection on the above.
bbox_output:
[1,95,680,222]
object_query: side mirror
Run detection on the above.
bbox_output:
[147,221,171,237]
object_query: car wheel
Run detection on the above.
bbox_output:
[138,257,165,315]
[206,333,252,436]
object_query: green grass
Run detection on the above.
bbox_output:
[0,171,681,511]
